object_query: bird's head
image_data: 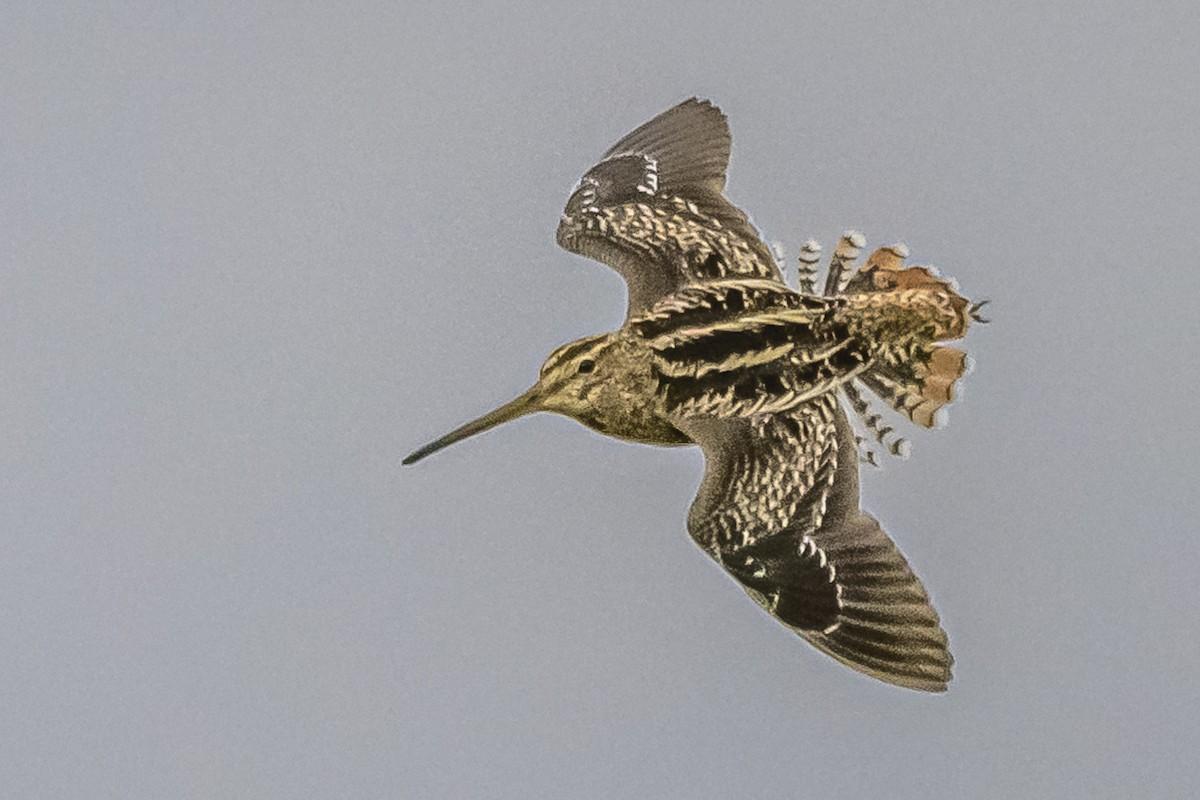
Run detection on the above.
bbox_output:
[402,334,617,465]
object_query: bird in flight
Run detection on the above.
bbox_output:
[405,99,985,691]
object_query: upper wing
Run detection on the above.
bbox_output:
[556,98,784,319]
[680,394,953,692]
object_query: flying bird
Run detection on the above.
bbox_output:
[405,99,985,691]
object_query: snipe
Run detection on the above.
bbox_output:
[405,99,985,692]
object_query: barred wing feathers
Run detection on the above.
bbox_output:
[681,397,953,691]
[557,99,784,318]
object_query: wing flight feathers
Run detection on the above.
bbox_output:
[557,99,783,318]
[683,399,953,691]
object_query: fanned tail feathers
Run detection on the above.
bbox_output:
[834,244,978,432]
[859,345,970,429]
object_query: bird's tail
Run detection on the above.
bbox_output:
[836,244,985,430]
[858,344,970,429]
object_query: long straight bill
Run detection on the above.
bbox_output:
[402,387,542,465]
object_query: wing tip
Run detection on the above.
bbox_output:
[601,98,732,190]
[801,628,954,692]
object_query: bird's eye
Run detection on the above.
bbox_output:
[577,359,595,374]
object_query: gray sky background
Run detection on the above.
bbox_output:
[4,2,1199,798]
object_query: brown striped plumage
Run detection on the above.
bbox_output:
[405,99,985,691]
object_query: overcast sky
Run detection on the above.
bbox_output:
[3,2,1199,798]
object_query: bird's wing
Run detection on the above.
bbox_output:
[679,394,953,692]
[556,98,785,320]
